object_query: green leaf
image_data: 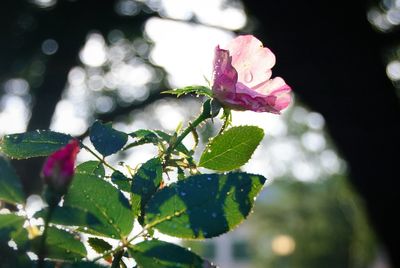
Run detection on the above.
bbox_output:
[128,129,190,155]
[63,161,133,238]
[90,121,128,156]
[77,161,105,177]
[0,214,27,245]
[111,171,131,192]
[39,227,86,261]
[199,126,264,171]
[130,129,160,143]
[131,158,163,219]
[162,85,212,98]
[35,206,110,237]
[0,213,29,253]
[0,130,72,159]
[88,237,112,254]
[129,240,212,268]
[144,172,266,239]
[0,156,25,205]
[154,130,190,155]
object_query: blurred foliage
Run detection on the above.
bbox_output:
[249,177,376,268]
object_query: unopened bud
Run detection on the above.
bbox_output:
[41,139,79,195]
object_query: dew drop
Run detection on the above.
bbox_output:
[211,212,217,218]
[244,71,253,83]
[207,177,212,181]
[65,250,71,254]
[180,192,187,197]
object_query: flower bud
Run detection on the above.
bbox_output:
[41,139,79,195]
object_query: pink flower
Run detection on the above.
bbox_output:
[42,139,80,193]
[212,35,291,113]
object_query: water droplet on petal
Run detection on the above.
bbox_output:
[244,71,253,83]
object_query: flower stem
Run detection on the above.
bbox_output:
[163,99,218,169]
[36,204,55,268]
[81,144,117,172]
[165,113,208,158]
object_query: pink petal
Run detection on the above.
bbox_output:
[269,85,292,111]
[251,77,287,95]
[212,46,238,101]
[225,35,276,88]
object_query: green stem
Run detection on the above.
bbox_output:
[164,113,208,160]
[82,144,117,172]
[91,229,146,263]
[37,205,55,268]
[123,139,149,151]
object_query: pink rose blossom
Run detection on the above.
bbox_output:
[42,139,80,193]
[212,35,291,113]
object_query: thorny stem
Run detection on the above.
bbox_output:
[163,112,208,165]
[91,229,147,263]
[81,144,117,172]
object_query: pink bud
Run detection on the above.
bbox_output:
[42,139,80,193]
[212,35,292,113]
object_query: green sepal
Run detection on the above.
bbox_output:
[162,86,212,98]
